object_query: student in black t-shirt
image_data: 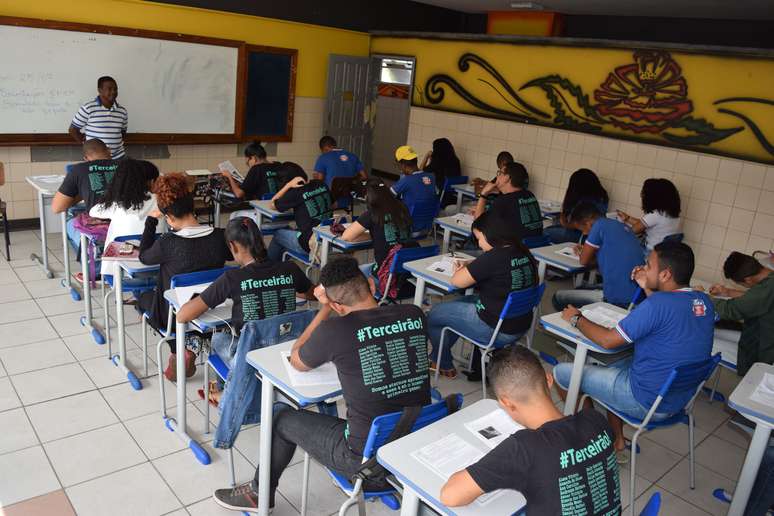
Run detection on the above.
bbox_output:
[267,162,333,262]
[473,161,543,239]
[441,347,621,515]
[177,216,314,404]
[222,141,282,204]
[341,177,413,278]
[212,255,431,513]
[427,211,539,379]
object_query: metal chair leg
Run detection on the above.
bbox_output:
[153,319,168,418]
[480,348,488,399]
[301,452,310,516]
[708,368,722,404]
[689,413,696,490]
[629,429,642,516]
[228,447,236,487]
[204,361,211,434]
[103,283,112,358]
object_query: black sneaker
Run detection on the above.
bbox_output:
[212,480,273,514]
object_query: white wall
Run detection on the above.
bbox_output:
[407,106,774,282]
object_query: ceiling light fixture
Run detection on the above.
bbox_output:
[510,2,544,9]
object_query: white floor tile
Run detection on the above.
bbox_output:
[0,285,31,303]
[35,293,90,317]
[695,435,747,481]
[627,438,684,483]
[0,299,44,325]
[0,318,58,348]
[0,446,61,506]
[80,348,153,389]
[101,374,176,420]
[0,407,39,454]
[153,446,255,505]
[632,485,712,515]
[23,277,71,298]
[277,458,352,516]
[26,390,119,443]
[0,338,76,375]
[14,262,64,282]
[693,398,733,433]
[0,268,20,285]
[658,457,738,515]
[618,467,654,510]
[641,421,711,456]
[47,312,109,340]
[66,462,181,516]
[44,423,146,487]
[11,362,95,406]
[125,403,209,460]
[712,419,752,450]
[0,376,22,411]
[61,333,112,361]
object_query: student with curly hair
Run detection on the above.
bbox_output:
[137,172,232,380]
[618,178,682,251]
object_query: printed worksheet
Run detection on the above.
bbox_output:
[581,306,627,329]
[750,372,774,406]
[411,433,484,479]
[464,408,524,449]
[280,351,340,387]
[555,246,580,260]
[454,213,474,227]
[427,257,456,276]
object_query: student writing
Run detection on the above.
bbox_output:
[473,161,543,239]
[545,168,609,244]
[618,178,682,251]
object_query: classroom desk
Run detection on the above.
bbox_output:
[539,199,562,219]
[246,340,343,516]
[212,190,237,228]
[163,288,234,465]
[540,302,633,416]
[451,184,477,213]
[403,252,475,307]
[726,363,774,515]
[530,243,589,283]
[109,260,160,390]
[247,200,294,227]
[435,215,473,254]
[377,398,526,516]
[25,175,64,279]
[313,225,373,267]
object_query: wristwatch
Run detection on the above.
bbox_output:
[570,314,581,328]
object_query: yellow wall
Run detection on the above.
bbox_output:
[371,36,774,164]
[0,0,370,98]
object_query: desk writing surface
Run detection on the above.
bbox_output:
[26,175,64,195]
[403,252,475,291]
[314,226,372,247]
[163,289,233,329]
[530,243,587,272]
[249,200,287,218]
[729,363,774,425]
[435,215,473,234]
[540,302,631,354]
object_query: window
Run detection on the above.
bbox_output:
[380,58,413,85]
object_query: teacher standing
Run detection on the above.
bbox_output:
[68,76,128,159]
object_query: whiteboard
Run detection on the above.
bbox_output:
[0,24,239,134]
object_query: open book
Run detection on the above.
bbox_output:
[581,305,626,329]
[218,160,245,183]
[280,351,339,387]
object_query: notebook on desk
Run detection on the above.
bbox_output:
[101,241,140,261]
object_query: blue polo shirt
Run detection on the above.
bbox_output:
[586,217,644,306]
[313,149,363,187]
[616,289,715,413]
[391,170,437,212]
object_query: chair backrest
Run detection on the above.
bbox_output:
[65,163,74,175]
[442,176,469,192]
[390,244,440,275]
[639,492,661,516]
[662,233,684,243]
[661,353,721,399]
[522,234,552,249]
[260,193,273,200]
[170,265,238,288]
[361,394,463,460]
[410,198,440,233]
[499,283,547,321]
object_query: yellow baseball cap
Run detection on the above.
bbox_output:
[395,145,418,162]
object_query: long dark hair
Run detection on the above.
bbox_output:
[244,141,267,160]
[641,178,681,218]
[277,161,308,187]
[226,217,267,262]
[562,168,608,216]
[426,138,461,186]
[472,211,534,265]
[100,159,159,210]
[365,177,411,229]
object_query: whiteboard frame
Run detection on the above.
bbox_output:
[0,16,246,145]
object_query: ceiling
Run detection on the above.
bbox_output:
[412,0,774,20]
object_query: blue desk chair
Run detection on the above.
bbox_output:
[410,198,439,238]
[581,354,721,516]
[377,245,439,305]
[438,176,469,212]
[523,234,552,249]
[639,491,661,515]
[301,394,463,516]
[282,217,344,275]
[435,283,546,397]
[662,233,684,243]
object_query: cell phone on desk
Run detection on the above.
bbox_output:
[118,243,134,255]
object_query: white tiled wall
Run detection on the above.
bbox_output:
[372,95,411,172]
[407,106,774,282]
[0,96,324,221]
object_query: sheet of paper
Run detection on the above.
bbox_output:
[581,305,626,329]
[427,257,456,276]
[750,372,774,406]
[539,200,561,213]
[280,351,340,387]
[217,160,244,182]
[411,433,485,480]
[185,169,213,176]
[454,213,474,227]
[555,246,580,260]
[174,283,213,304]
[464,408,524,449]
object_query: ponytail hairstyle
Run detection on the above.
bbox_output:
[244,141,267,161]
[225,217,267,262]
[471,211,535,265]
[365,177,411,230]
[100,158,159,210]
[152,172,194,218]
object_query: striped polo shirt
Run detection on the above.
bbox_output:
[70,97,128,158]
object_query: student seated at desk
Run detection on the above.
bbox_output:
[313,135,366,187]
[420,138,461,202]
[553,202,644,311]
[137,172,232,381]
[544,168,609,244]
[340,177,413,278]
[391,145,437,214]
[212,255,431,513]
[441,347,621,514]
[618,178,682,252]
[177,217,315,404]
[554,242,714,460]
[708,251,774,376]
[427,211,538,379]
[267,162,333,263]
[473,161,543,239]
[222,141,282,221]
[89,158,159,278]
[52,138,120,254]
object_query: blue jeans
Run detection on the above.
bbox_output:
[545,225,582,244]
[211,331,237,372]
[427,295,521,370]
[745,444,774,515]
[267,229,305,262]
[552,287,604,311]
[66,217,83,255]
[553,357,670,422]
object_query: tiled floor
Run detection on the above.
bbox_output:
[0,229,750,515]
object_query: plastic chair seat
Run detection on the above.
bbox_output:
[285,249,312,266]
[207,353,229,382]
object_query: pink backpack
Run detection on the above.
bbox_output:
[71,213,110,283]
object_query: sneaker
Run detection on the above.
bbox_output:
[163,351,197,382]
[213,480,273,514]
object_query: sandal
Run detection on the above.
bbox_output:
[197,380,221,408]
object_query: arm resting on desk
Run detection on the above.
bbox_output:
[451,265,476,289]
[290,304,333,371]
[578,243,597,267]
[341,221,366,242]
[440,470,484,507]
[562,306,627,350]
[176,296,208,324]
